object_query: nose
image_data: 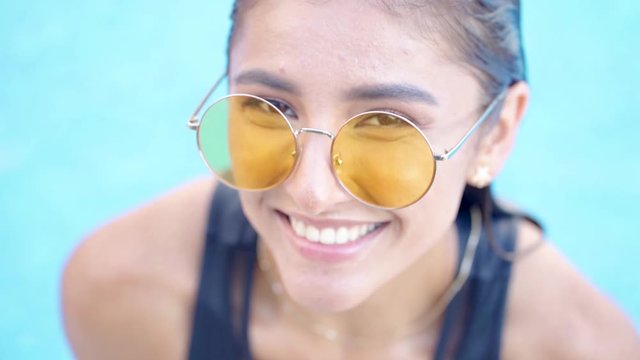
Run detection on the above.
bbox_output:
[282,130,351,215]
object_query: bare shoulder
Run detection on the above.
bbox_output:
[502,220,640,359]
[62,178,217,360]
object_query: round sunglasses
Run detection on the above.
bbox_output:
[188,74,506,209]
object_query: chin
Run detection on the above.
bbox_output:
[278,264,373,313]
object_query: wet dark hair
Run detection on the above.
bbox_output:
[226,0,541,260]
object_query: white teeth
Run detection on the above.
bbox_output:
[305,226,320,242]
[289,216,380,245]
[320,228,336,245]
[292,218,305,237]
[349,227,360,241]
[336,227,349,244]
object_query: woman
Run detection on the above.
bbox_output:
[62,0,639,359]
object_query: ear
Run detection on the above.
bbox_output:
[467,81,530,186]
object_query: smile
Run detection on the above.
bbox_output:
[289,216,382,245]
[276,210,388,262]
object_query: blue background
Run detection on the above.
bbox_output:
[1,0,638,358]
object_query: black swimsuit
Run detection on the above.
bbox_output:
[188,184,523,359]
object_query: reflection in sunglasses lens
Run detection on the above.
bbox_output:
[199,95,297,189]
[332,113,436,208]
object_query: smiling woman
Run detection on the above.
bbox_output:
[61,0,639,359]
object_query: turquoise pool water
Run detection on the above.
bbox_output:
[1,0,638,358]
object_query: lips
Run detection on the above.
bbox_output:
[276,210,388,262]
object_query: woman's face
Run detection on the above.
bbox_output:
[231,0,485,312]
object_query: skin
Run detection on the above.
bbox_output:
[62,1,640,359]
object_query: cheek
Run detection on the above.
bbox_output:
[394,153,471,250]
[432,158,471,210]
[238,191,274,240]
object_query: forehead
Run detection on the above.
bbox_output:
[229,0,480,114]
[231,1,450,77]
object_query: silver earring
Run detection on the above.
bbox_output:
[469,165,492,188]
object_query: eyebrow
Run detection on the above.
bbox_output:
[233,69,438,106]
[234,69,300,95]
[346,83,439,106]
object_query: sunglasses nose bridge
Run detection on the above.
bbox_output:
[293,128,337,170]
[295,127,335,140]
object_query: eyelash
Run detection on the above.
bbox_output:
[261,98,427,129]
[264,98,299,120]
[372,108,427,129]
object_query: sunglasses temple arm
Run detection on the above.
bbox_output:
[187,73,228,130]
[434,90,507,161]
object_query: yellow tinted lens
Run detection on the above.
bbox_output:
[199,95,297,189]
[331,113,436,208]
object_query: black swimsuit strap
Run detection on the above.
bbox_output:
[188,184,257,360]
[434,187,518,359]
